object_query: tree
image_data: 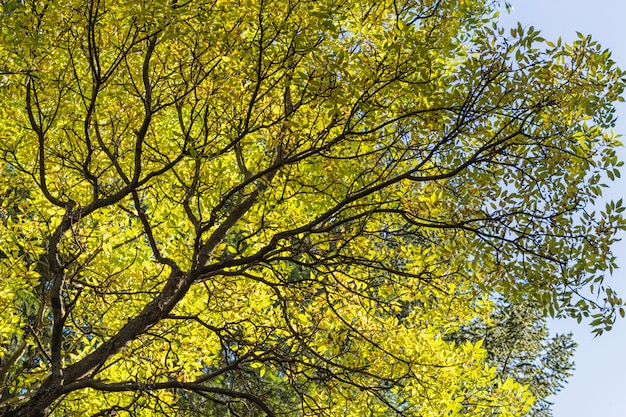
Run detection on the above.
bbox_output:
[448,298,577,417]
[0,0,623,415]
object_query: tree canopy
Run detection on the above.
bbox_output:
[0,0,624,416]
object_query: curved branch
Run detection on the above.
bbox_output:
[70,380,277,417]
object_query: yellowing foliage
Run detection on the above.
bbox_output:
[0,0,623,416]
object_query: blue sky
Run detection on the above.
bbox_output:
[499,2,626,416]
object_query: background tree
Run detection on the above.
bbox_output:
[448,298,577,417]
[0,0,623,416]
